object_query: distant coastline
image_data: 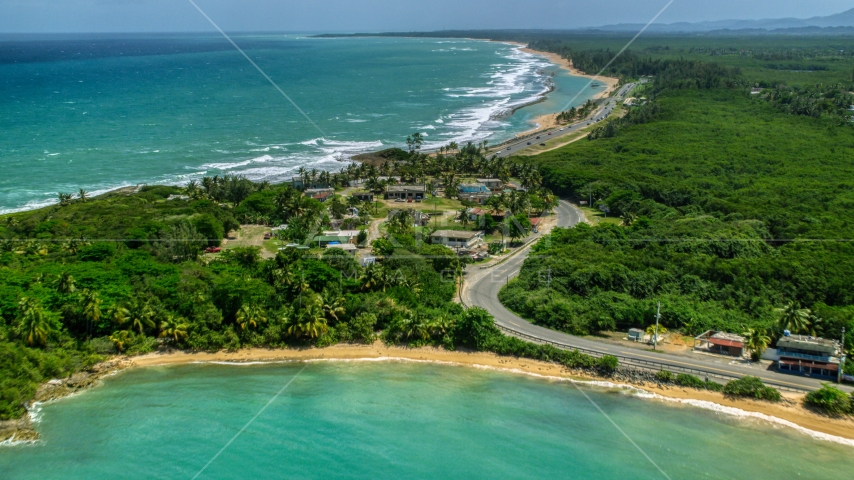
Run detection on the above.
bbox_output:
[508,41,619,136]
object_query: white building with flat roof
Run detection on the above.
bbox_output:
[431,230,483,249]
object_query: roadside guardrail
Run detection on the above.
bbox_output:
[495,324,813,393]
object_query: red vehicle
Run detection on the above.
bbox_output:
[205,247,222,253]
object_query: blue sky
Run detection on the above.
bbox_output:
[0,0,852,33]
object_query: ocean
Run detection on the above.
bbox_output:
[0,34,602,214]
[1,362,852,479]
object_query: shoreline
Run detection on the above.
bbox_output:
[493,40,619,137]
[128,344,854,444]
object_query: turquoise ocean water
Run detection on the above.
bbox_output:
[1,362,852,479]
[0,34,602,213]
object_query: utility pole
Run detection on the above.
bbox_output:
[839,326,846,384]
[653,301,661,351]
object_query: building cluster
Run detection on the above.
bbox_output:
[693,329,844,380]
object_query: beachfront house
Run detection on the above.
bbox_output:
[693,331,745,357]
[385,184,426,201]
[431,230,484,249]
[775,334,842,379]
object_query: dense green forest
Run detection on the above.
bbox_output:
[0,182,459,419]
[497,35,854,370]
[0,155,595,421]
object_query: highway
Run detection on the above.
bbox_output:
[494,82,637,158]
[463,200,848,393]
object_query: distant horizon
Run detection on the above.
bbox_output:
[0,0,851,34]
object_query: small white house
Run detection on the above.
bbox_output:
[431,230,483,249]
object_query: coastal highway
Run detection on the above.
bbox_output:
[463,200,849,393]
[494,82,637,158]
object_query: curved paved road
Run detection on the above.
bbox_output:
[463,201,847,393]
[494,83,637,158]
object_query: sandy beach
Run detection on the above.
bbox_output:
[132,344,854,443]
[494,41,619,137]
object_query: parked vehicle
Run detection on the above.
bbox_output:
[205,247,221,254]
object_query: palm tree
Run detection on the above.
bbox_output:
[742,327,771,361]
[159,315,189,343]
[621,212,636,227]
[402,312,430,341]
[458,208,471,228]
[359,263,386,292]
[120,298,156,334]
[78,189,89,202]
[271,267,296,291]
[646,324,668,343]
[287,306,328,340]
[16,297,53,346]
[320,296,346,324]
[808,314,824,337]
[57,192,73,206]
[56,272,76,295]
[775,302,811,334]
[236,304,267,330]
[110,330,131,354]
[428,315,454,337]
[110,304,130,326]
[80,289,102,337]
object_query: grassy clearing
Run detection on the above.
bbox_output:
[578,207,622,226]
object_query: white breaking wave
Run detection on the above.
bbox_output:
[420,44,553,149]
[199,155,275,171]
[637,392,854,448]
[1,41,555,214]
